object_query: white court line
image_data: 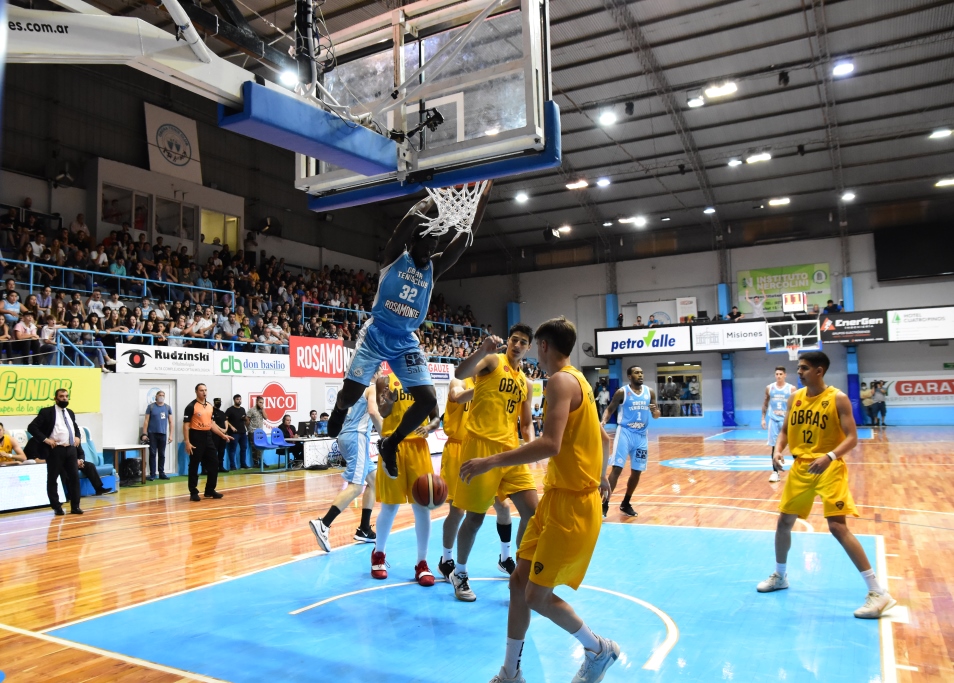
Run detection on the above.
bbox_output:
[877,535,898,683]
[896,664,919,671]
[291,578,679,672]
[885,553,899,557]
[607,500,814,533]
[0,622,228,682]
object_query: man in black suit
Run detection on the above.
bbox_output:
[28,387,83,515]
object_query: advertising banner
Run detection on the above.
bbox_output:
[290,336,354,378]
[596,326,692,357]
[675,297,698,323]
[887,307,954,342]
[232,377,313,429]
[736,263,830,315]
[691,321,768,351]
[0,367,101,415]
[819,311,888,344]
[213,350,290,376]
[861,373,954,406]
[116,343,213,375]
[427,362,453,381]
[144,102,203,184]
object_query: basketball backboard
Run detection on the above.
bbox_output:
[766,319,821,359]
[296,0,559,211]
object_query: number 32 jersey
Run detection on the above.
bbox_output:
[371,251,434,334]
[465,354,527,448]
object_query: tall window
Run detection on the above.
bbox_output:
[102,185,132,226]
[656,362,703,417]
[201,210,240,248]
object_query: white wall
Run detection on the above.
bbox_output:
[0,169,86,224]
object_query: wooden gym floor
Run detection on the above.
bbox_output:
[0,426,951,682]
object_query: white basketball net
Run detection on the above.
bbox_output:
[413,180,490,247]
[784,335,802,361]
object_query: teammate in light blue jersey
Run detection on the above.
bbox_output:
[326,183,493,480]
[310,369,384,550]
[601,365,660,518]
[762,366,796,482]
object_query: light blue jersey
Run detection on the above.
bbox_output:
[766,382,795,447]
[370,251,434,334]
[338,392,376,485]
[617,385,652,433]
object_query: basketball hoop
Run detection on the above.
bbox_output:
[414,180,490,247]
[784,335,802,361]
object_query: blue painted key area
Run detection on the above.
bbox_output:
[50,522,883,682]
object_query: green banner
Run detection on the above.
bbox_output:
[736,263,830,314]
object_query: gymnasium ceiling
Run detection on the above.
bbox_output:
[33,0,954,274]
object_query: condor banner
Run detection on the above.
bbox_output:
[0,367,101,415]
[820,310,888,344]
[232,378,312,428]
[596,326,692,357]
[116,343,214,375]
[213,350,290,376]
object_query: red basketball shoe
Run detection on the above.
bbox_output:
[415,560,435,587]
[371,550,388,580]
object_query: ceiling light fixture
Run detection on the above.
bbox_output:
[841,191,856,201]
[687,90,705,108]
[936,178,954,187]
[832,60,854,77]
[768,197,791,206]
[279,71,299,87]
[566,179,589,190]
[603,221,613,227]
[634,216,648,228]
[485,127,500,136]
[599,111,617,126]
[746,151,772,164]
[929,129,952,139]
[596,178,611,187]
[703,207,716,214]
[704,81,738,98]
[515,192,528,203]
[727,158,742,167]
[661,216,671,221]
[558,225,571,233]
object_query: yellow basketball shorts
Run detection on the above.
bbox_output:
[376,438,433,505]
[453,436,535,514]
[517,487,602,589]
[778,457,859,519]
[440,439,463,504]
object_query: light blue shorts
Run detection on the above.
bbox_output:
[768,418,784,448]
[346,318,432,388]
[610,427,648,471]
[338,431,376,485]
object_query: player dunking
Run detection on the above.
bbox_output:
[371,372,441,586]
[439,375,517,583]
[757,351,896,619]
[762,366,795,483]
[326,183,492,479]
[600,365,659,518]
[444,326,539,602]
[461,317,618,683]
[309,369,383,551]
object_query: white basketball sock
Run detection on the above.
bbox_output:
[776,562,787,577]
[500,542,511,560]
[374,504,399,554]
[503,638,524,678]
[412,503,431,563]
[454,562,467,576]
[442,546,453,562]
[572,623,601,654]
[861,568,885,595]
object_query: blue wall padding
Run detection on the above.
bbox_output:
[218,81,397,176]
[308,101,563,211]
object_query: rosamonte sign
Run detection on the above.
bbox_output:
[290,336,355,378]
[0,367,102,415]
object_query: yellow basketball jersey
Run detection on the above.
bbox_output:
[443,377,475,440]
[466,354,527,447]
[786,385,845,459]
[382,375,427,441]
[0,434,16,463]
[544,365,603,492]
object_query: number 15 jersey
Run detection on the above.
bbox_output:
[370,251,434,334]
[465,354,527,448]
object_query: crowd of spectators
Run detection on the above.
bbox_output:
[0,203,515,369]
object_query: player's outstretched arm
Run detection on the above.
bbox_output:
[761,386,770,429]
[454,335,502,379]
[382,196,435,266]
[519,398,535,444]
[459,371,574,482]
[413,404,442,438]
[601,388,625,425]
[447,377,475,404]
[773,393,795,469]
[432,181,493,279]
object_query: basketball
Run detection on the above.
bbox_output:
[411,473,448,509]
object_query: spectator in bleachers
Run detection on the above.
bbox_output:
[14,311,41,364]
[823,299,843,314]
[728,305,744,322]
[22,293,41,321]
[0,319,11,362]
[1,291,21,329]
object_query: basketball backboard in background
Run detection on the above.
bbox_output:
[766,319,821,357]
[782,292,808,313]
[297,0,559,211]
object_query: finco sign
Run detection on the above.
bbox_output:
[290,336,354,378]
[596,326,692,357]
[116,343,214,375]
[691,321,767,351]
[233,378,313,427]
[213,350,290,376]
